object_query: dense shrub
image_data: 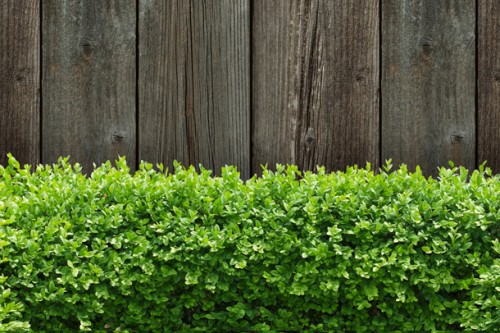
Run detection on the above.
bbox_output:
[0,154,498,332]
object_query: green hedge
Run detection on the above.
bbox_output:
[0,154,498,332]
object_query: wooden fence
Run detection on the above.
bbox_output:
[1,0,499,179]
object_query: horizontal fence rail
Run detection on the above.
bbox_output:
[1,0,499,178]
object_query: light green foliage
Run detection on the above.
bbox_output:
[0,154,498,331]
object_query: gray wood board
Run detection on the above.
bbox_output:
[382,0,476,176]
[138,0,250,179]
[251,0,379,176]
[478,0,500,174]
[0,0,40,166]
[42,0,136,174]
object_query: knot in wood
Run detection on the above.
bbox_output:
[304,127,315,146]
[419,35,434,60]
[354,67,369,82]
[80,35,94,58]
[494,72,500,82]
[112,132,125,144]
[11,67,30,84]
[450,132,465,144]
[419,35,433,48]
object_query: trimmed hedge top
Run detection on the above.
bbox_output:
[0,155,499,332]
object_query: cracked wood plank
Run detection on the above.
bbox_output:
[478,0,500,174]
[251,0,379,175]
[138,0,250,179]
[0,0,40,166]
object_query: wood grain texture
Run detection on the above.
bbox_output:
[139,0,250,179]
[382,0,476,176]
[478,0,500,174]
[42,0,136,173]
[252,0,379,176]
[0,0,40,166]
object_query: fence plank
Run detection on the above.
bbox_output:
[478,0,500,174]
[382,0,476,176]
[0,0,40,166]
[252,0,379,176]
[139,0,250,179]
[42,0,136,173]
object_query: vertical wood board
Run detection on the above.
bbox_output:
[382,0,476,176]
[138,0,250,179]
[252,0,379,175]
[42,0,136,173]
[0,0,40,166]
[478,0,500,174]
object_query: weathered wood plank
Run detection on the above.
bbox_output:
[0,0,40,166]
[251,0,379,175]
[382,0,476,176]
[139,0,250,179]
[42,0,136,173]
[478,0,500,174]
